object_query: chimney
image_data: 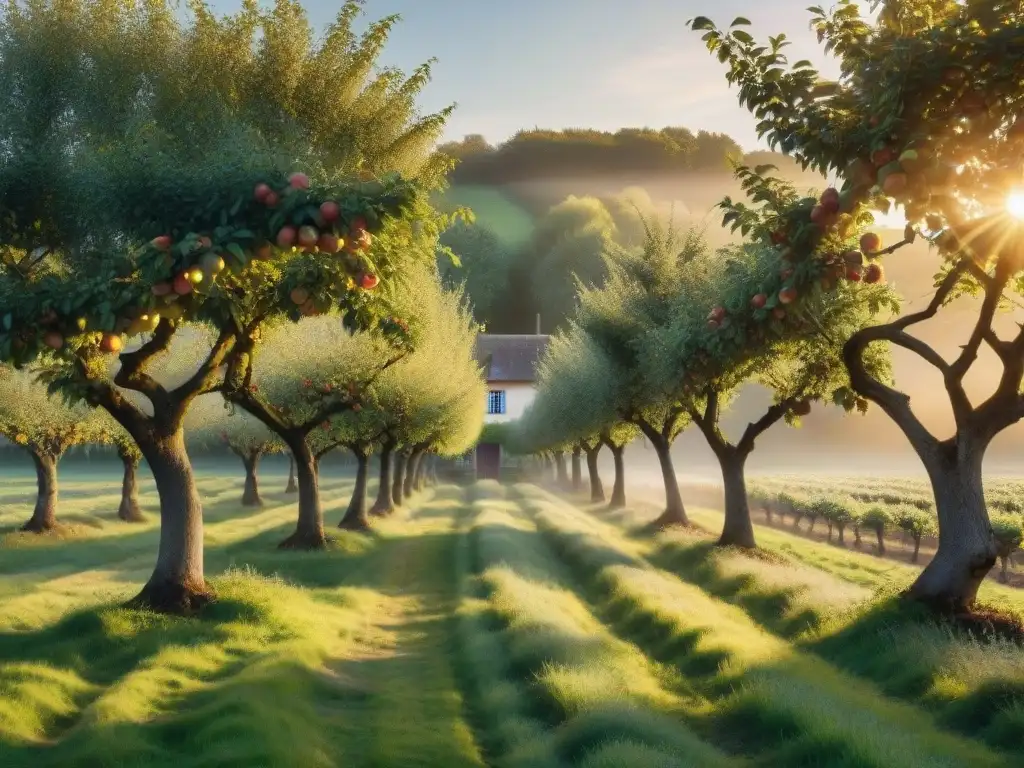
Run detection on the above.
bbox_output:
[535,313,541,335]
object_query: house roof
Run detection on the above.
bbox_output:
[475,334,549,383]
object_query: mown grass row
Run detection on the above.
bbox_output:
[643,521,1024,753]
[514,485,1007,768]
[452,480,732,768]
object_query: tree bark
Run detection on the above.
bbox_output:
[907,446,997,611]
[339,450,371,530]
[392,450,407,506]
[371,444,394,516]
[285,454,298,493]
[128,427,212,613]
[570,447,582,492]
[278,439,328,550]
[117,453,145,523]
[874,526,886,555]
[554,450,570,489]
[427,455,439,486]
[585,447,604,502]
[648,434,688,527]
[241,451,263,507]
[404,448,423,498]
[717,448,757,549]
[21,451,58,533]
[608,446,626,509]
[414,450,428,491]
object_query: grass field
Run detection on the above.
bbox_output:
[1,467,1022,767]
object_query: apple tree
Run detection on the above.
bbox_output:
[0,0,449,611]
[0,365,109,531]
[689,1,1024,610]
[185,394,284,508]
[642,231,892,547]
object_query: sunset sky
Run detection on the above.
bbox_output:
[208,0,855,148]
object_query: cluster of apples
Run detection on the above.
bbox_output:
[37,309,123,354]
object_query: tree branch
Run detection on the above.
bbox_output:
[112,318,176,414]
[736,399,791,455]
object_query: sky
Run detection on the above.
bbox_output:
[205,0,851,149]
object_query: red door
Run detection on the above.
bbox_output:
[476,442,501,481]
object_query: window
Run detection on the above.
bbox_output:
[487,390,506,415]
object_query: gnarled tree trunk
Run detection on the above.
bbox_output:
[570,447,582,492]
[608,445,626,509]
[907,445,996,611]
[339,450,371,530]
[285,454,298,493]
[241,450,263,507]
[129,427,211,613]
[279,439,327,550]
[392,450,408,506]
[117,450,145,523]
[371,444,394,516]
[21,451,58,533]
[585,446,604,503]
[414,450,428,491]
[717,448,756,549]
[554,450,570,489]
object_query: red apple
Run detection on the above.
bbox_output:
[254,183,272,202]
[173,273,193,295]
[846,267,863,281]
[151,235,172,251]
[290,287,309,305]
[263,191,279,207]
[779,287,798,305]
[43,331,63,350]
[317,233,340,253]
[871,146,896,167]
[793,400,811,416]
[860,232,882,253]
[276,226,297,248]
[320,201,340,223]
[359,273,379,290]
[297,226,319,248]
[820,188,840,211]
[864,263,884,284]
[289,172,310,190]
[750,293,767,309]
[709,306,726,321]
[253,242,273,261]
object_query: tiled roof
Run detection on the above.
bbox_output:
[475,334,549,382]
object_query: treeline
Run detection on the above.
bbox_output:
[438,127,796,185]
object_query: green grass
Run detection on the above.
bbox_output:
[0,467,484,768]
[516,485,1012,768]
[438,185,536,248]
[3,469,1021,767]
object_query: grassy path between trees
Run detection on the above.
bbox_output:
[2,475,1021,767]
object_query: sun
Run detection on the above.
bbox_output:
[1006,190,1024,220]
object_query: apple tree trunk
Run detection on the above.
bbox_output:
[21,450,59,533]
[648,434,688,527]
[413,450,428,491]
[404,448,423,498]
[285,455,298,493]
[371,445,394,516]
[128,426,211,613]
[279,438,328,550]
[339,451,371,530]
[585,447,604,503]
[117,451,145,523]
[716,448,757,549]
[241,450,263,507]
[873,525,886,555]
[608,446,626,509]
[907,446,997,612]
[392,450,408,506]
[570,447,582,492]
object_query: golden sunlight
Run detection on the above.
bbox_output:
[871,204,908,231]
[1006,190,1024,220]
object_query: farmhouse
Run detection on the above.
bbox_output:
[472,332,549,480]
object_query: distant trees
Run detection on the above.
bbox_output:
[437,126,759,184]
